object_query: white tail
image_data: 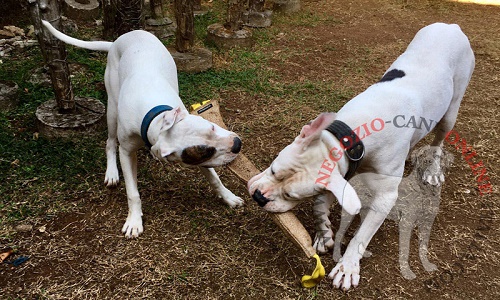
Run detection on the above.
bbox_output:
[41,20,112,52]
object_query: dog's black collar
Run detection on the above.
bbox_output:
[141,105,173,149]
[324,120,365,180]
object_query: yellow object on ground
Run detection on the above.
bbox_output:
[301,254,326,288]
[191,100,325,288]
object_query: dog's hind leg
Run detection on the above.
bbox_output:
[104,64,120,187]
[332,208,355,261]
[431,55,474,149]
[199,167,243,208]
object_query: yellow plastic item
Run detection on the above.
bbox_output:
[190,100,211,111]
[301,254,325,288]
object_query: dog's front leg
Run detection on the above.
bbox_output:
[313,193,335,254]
[199,167,243,208]
[398,210,419,280]
[119,146,143,237]
[417,207,439,273]
[328,174,400,290]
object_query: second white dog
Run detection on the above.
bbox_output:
[248,23,474,290]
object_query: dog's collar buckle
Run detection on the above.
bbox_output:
[346,143,365,162]
[141,105,173,149]
[325,120,365,180]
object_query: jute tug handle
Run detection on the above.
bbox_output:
[191,100,325,288]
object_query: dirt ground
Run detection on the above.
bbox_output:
[1,0,499,299]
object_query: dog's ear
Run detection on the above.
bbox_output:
[441,149,454,170]
[297,112,336,148]
[325,172,361,215]
[161,107,186,131]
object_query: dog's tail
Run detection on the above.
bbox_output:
[41,20,112,52]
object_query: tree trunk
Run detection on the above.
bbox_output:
[102,0,118,39]
[174,0,194,53]
[150,0,164,19]
[225,0,247,31]
[103,0,144,39]
[28,0,75,113]
[249,0,265,12]
[193,0,201,11]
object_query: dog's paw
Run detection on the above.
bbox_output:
[105,168,120,187]
[422,261,438,273]
[328,258,361,291]
[400,265,417,280]
[422,158,445,186]
[423,170,445,186]
[227,195,244,208]
[122,215,143,238]
[220,192,244,208]
[313,231,334,254]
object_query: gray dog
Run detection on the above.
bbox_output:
[333,145,454,280]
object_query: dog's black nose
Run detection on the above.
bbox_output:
[231,137,242,154]
[252,189,270,207]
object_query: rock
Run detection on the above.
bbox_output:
[146,17,173,26]
[243,10,273,28]
[0,29,15,39]
[15,224,33,232]
[273,0,300,14]
[4,26,25,36]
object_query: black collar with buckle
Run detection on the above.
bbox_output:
[324,120,365,180]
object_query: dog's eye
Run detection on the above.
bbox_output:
[284,192,292,198]
[271,168,275,176]
[211,125,215,131]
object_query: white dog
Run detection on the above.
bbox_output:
[248,23,474,290]
[333,145,454,280]
[42,21,244,238]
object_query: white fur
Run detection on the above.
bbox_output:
[42,21,243,238]
[248,23,474,290]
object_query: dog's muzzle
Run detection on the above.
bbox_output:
[231,137,242,154]
[252,189,270,207]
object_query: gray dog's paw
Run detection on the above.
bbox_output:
[400,265,417,280]
[423,169,445,186]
